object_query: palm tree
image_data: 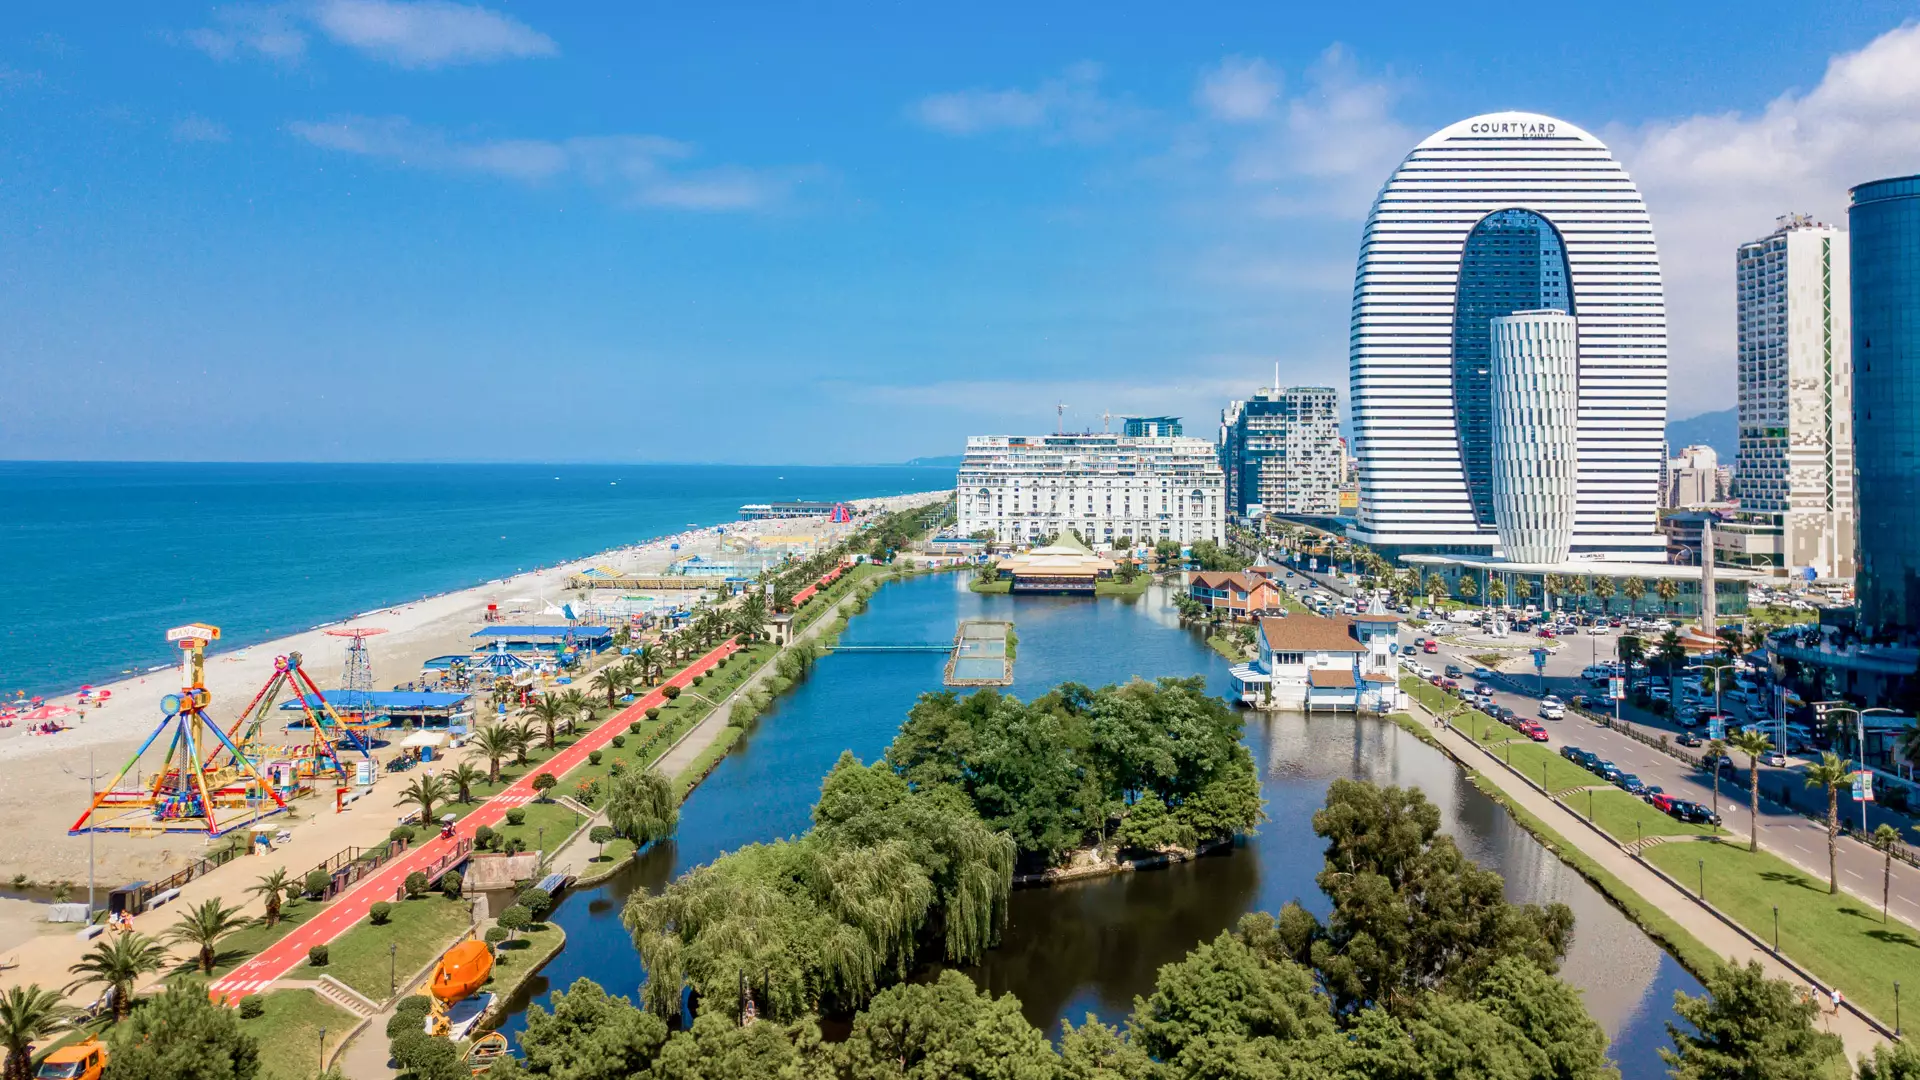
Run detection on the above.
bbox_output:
[1512,576,1533,606]
[247,868,294,927]
[1542,573,1563,613]
[525,696,567,750]
[0,984,71,1080]
[168,897,248,976]
[1622,576,1648,615]
[66,932,166,1021]
[512,720,538,764]
[588,665,628,707]
[1727,728,1773,854]
[1424,572,1446,607]
[471,724,514,784]
[399,774,452,825]
[1655,577,1680,614]
[1487,577,1507,607]
[1457,574,1478,603]
[1656,630,1688,684]
[1871,823,1905,922]
[1565,574,1589,613]
[1591,575,1615,615]
[448,762,485,804]
[1803,752,1851,895]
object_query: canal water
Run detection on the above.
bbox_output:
[498,573,1698,1079]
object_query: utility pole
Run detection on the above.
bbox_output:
[1055,403,1069,435]
[88,750,96,919]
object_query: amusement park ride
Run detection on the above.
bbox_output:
[70,624,289,838]
[69,623,393,839]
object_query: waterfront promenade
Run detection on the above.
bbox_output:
[205,638,739,1003]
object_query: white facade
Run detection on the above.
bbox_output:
[1665,444,1724,507]
[956,434,1226,546]
[1348,111,1667,559]
[1489,311,1580,564]
[1728,215,1855,578]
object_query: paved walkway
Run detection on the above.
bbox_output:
[1402,694,1888,1062]
[207,640,739,1003]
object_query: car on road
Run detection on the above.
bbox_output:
[1539,696,1565,720]
[1473,667,1494,679]
[1445,664,1464,679]
[1537,627,1557,638]
[1640,785,1664,804]
[1648,791,1678,813]
[1521,721,1550,741]
[1669,800,1721,826]
[1560,745,1592,767]
[1761,749,1788,767]
[1676,730,1702,747]
[1587,624,1608,635]
[1422,640,1439,654]
[1615,772,1647,795]
[1593,760,1623,782]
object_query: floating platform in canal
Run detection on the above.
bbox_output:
[945,620,1015,686]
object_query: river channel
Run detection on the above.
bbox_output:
[498,573,1699,1079]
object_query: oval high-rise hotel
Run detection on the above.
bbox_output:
[1347,111,1668,563]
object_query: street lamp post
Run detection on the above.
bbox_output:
[390,942,398,997]
[1810,703,1898,833]
[1773,905,1779,951]
[319,1028,327,1074]
[1698,858,1705,900]
[1686,661,1736,730]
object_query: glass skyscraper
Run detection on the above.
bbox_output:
[1850,175,1920,636]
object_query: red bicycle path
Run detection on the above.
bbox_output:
[209,639,741,1003]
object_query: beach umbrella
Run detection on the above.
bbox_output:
[22,704,76,721]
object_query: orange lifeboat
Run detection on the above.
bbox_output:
[430,939,493,1004]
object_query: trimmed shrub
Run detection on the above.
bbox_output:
[304,869,331,899]
[404,871,429,898]
[608,759,626,777]
[516,886,553,921]
[628,722,643,735]
[589,825,616,849]
[308,944,329,966]
[609,735,626,749]
[662,685,681,700]
[389,825,416,844]
[646,708,660,721]
[497,905,531,936]
[440,870,463,899]
[530,773,557,800]
[587,750,603,766]
[505,808,526,827]
[473,824,496,850]
[483,926,508,946]
[691,674,704,686]
[237,995,265,1019]
[369,902,393,925]
[505,836,527,855]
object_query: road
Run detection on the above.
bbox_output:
[1410,627,1920,928]
[207,639,740,1003]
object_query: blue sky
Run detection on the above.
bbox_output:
[4,2,1920,463]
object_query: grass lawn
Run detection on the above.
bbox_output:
[1095,577,1150,597]
[968,579,1011,594]
[1206,634,1248,662]
[240,988,354,1080]
[1457,710,1524,745]
[323,893,475,1002]
[1502,742,1608,796]
[493,798,589,856]
[486,922,566,1000]
[1583,788,1721,843]
[1645,838,1917,1026]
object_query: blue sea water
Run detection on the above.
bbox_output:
[0,461,954,698]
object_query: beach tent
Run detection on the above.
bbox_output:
[400,731,448,750]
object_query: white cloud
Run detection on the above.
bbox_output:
[1196,56,1280,123]
[309,0,556,67]
[1609,20,1920,413]
[290,116,810,211]
[171,114,232,143]
[182,0,554,68]
[912,62,1143,143]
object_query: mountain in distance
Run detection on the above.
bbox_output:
[1666,407,1736,460]
[901,454,964,467]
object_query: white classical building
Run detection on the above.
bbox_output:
[1721,214,1855,579]
[1488,311,1580,563]
[1347,111,1668,561]
[956,434,1226,546]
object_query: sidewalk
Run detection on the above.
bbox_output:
[206,639,739,1002]
[1400,697,1888,1063]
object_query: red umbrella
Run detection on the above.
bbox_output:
[22,705,76,721]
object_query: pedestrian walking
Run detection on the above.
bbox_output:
[1831,987,1843,1015]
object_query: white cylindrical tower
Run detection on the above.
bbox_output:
[1489,310,1580,564]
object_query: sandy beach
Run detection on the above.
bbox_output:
[0,490,948,906]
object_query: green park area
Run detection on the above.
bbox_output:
[242,988,355,1080]
[1645,838,1918,1026]
[323,892,475,1002]
[1581,788,1723,842]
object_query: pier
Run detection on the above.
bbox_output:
[944,620,1014,686]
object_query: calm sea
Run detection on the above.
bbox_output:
[0,461,955,698]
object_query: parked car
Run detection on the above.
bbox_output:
[1640,785,1664,804]
[1593,760,1623,782]
[1560,745,1587,764]
[1587,625,1609,635]
[1538,628,1557,638]
[1648,791,1678,813]
[1676,730,1702,747]
[1670,801,1722,826]
[1521,721,1550,741]
[1615,773,1647,795]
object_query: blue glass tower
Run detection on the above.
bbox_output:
[1451,208,1575,527]
[1850,175,1920,636]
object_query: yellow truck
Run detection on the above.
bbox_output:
[34,1038,107,1080]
